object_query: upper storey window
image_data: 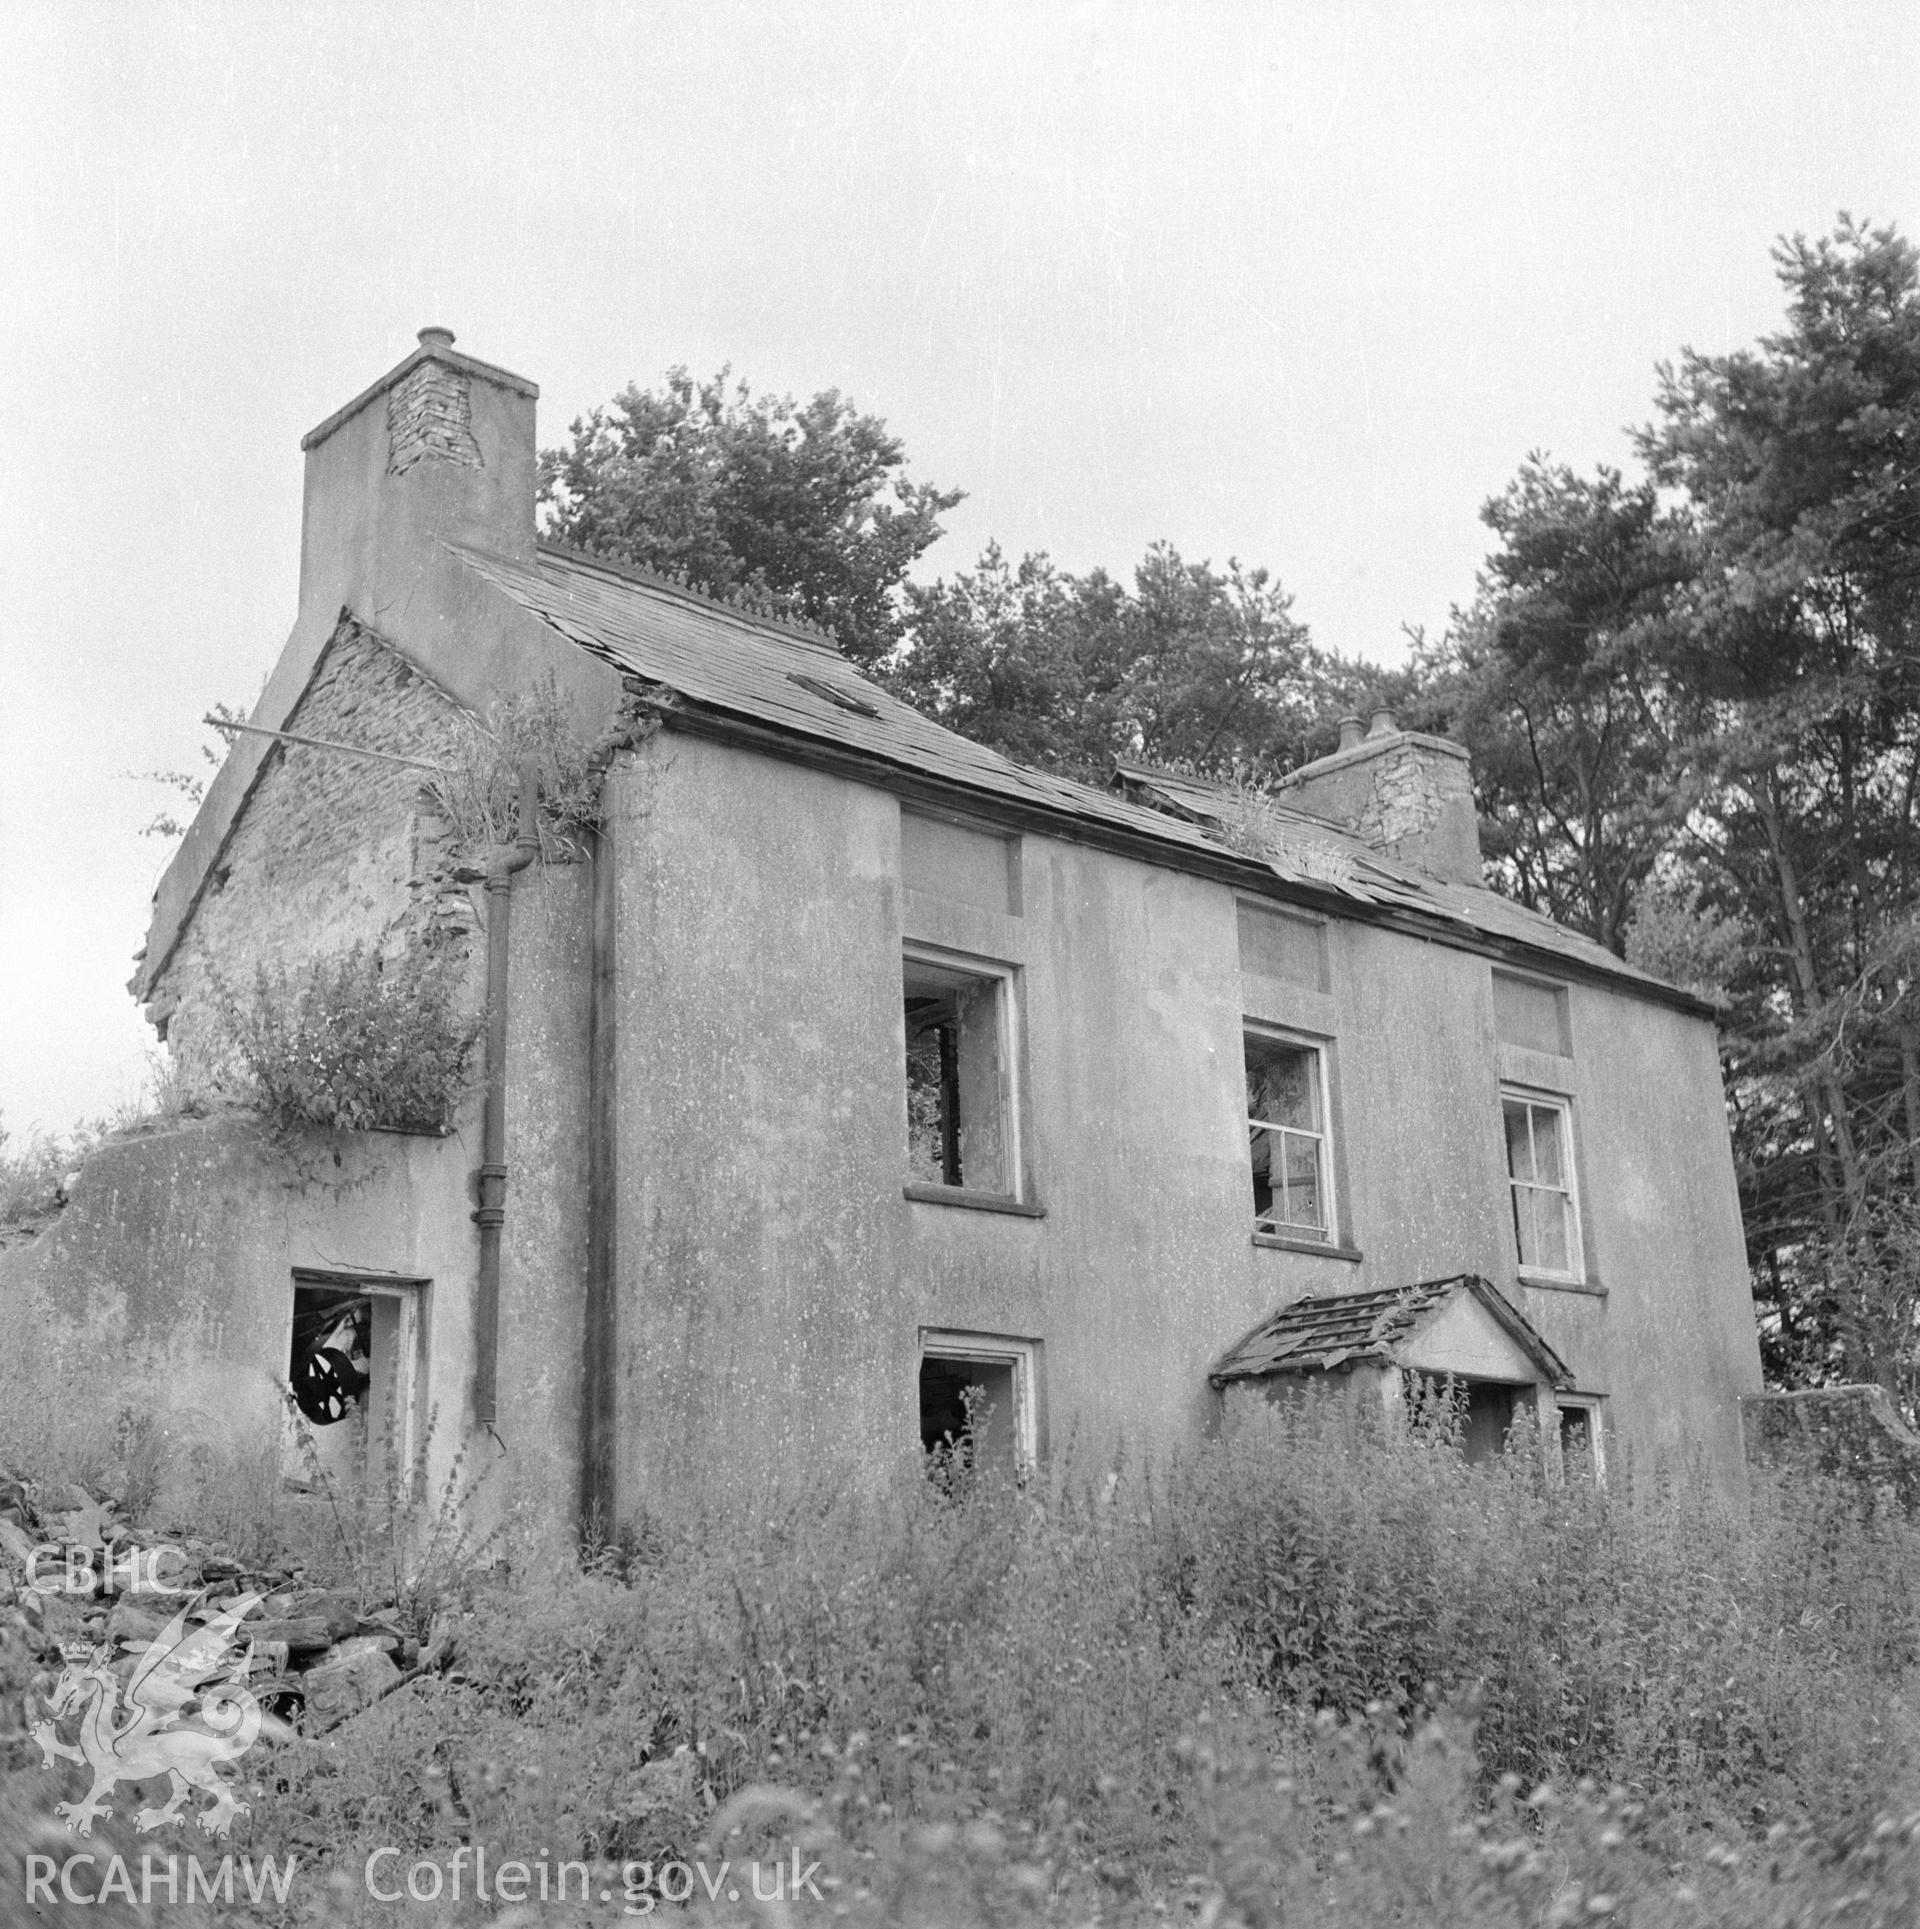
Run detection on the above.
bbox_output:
[1245,1031,1332,1240]
[903,948,1021,1201]
[1502,1091,1582,1280]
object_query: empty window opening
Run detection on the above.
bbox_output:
[904,953,1014,1194]
[291,1284,372,1427]
[918,1332,1038,1479]
[1503,1092,1581,1278]
[288,1272,425,1489]
[919,1357,1017,1474]
[1245,1032,1331,1239]
[1558,1401,1605,1481]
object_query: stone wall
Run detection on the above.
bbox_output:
[386,359,484,477]
[145,616,477,1086]
[1741,1385,1920,1510]
[1275,729,1483,884]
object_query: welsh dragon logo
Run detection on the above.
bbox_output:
[31,1591,266,1838]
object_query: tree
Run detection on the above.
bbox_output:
[1420,460,1693,954]
[1397,218,1920,1405]
[884,541,1348,782]
[1633,216,1920,1399]
[538,368,963,666]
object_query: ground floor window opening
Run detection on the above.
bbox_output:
[288,1270,427,1491]
[1556,1398,1606,1482]
[917,1332,1039,1481]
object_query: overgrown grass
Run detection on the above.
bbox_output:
[1162,1398,1919,1835]
[175,1402,1918,1920]
[0,1113,76,1228]
[7,1392,1920,1923]
[1,1057,211,1232]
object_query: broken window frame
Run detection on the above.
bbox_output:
[287,1269,429,1490]
[1555,1397,1607,1484]
[1501,1087,1584,1283]
[918,1329,1040,1477]
[1244,1026,1336,1243]
[902,944,1025,1205]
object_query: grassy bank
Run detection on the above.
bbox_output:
[6,1393,1920,1922]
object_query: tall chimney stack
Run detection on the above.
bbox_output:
[295,325,539,634]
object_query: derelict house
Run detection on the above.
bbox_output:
[4,331,1762,1527]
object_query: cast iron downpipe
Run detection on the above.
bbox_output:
[578,795,619,1536]
[472,763,541,1429]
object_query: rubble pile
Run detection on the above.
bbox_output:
[0,1466,456,1768]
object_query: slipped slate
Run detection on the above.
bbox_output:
[1208,1272,1574,1390]
[456,541,1688,1005]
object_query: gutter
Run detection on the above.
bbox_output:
[470,763,540,1428]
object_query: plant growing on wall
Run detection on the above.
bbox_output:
[218,940,481,1135]
[425,673,606,859]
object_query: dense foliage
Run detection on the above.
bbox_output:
[217,942,480,1136]
[531,214,1920,1404]
[5,1394,1919,1924]
[538,368,963,666]
[1417,218,1920,1405]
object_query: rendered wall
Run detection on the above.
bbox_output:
[605,730,1761,1513]
[3,848,594,1531]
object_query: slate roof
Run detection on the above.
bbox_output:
[1207,1273,1575,1390]
[454,540,1700,1009]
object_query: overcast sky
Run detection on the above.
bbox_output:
[2,1,1915,1136]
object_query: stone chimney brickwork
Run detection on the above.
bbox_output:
[1276,710,1484,886]
[386,357,485,477]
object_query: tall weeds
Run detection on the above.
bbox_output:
[232,1404,1920,1913]
[9,1390,1919,1922]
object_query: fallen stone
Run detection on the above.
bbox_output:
[302,1640,404,1732]
[244,1617,335,1653]
[106,1598,166,1646]
[328,1631,400,1661]
[628,1751,700,1814]
[53,1499,111,1551]
[0,1518,35,1575]
[246,1639,292,1678]
[274,1589,361,1642]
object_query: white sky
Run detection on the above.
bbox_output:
[2,1,1915,1135]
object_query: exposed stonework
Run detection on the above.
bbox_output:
[1276,722,1483,885]
[386,359,483,476]
[145,616,478,1088]
[1742,1385,1920,1510]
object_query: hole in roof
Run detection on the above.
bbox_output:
[787,671,879,718]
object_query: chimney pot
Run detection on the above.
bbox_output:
[1338,715,1366,752]
[1367,705,1396,739]
[417,325,457,350]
